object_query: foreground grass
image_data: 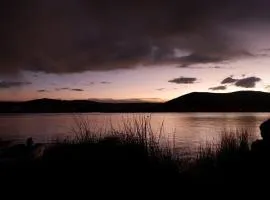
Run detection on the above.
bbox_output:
[186,129,253,184]
[0,116,267,191]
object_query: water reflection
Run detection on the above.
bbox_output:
[0,113,268,149]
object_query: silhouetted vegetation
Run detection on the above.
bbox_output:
[0,116,268,193]
[185,129,253,185]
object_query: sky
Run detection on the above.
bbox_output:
[1,0,270,102]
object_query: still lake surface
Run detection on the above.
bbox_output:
[0,113,268,149]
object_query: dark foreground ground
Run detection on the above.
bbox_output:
[0,132,268,195]
[0,114,268,195]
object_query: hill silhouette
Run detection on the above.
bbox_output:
[0,98,159,113]
[162,91,270,112]
[1,91,270,113]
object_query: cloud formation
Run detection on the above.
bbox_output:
[55,87,70,91]
[0,81,31,89]
[37,89,49,93]
[209,86,227,91]
[220,76,262,88]
[168,77,197,84]
[234,77,261,88]
[71,88,84,91]
[221,77,238,84]
[265,85,270,89]
[156,88,165,91]
[55,87,84,91]
[2,0,270,74]
[100,81,111,84]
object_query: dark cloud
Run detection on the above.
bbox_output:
[55,87,70,91]
[0,81,31,89]
[71,88,84,91]
[55,87,83,91]
[156,88,165,91]
[235,76,261,88]
[210,66,221,69]
[220,76,261,88]
[209,86,227,91]
[37,89,49,93]
[168,77,197,84]
[221,77,238,84]
[84,82,95,86]
[100,81,111,84]
[2,0,270,74]
[177,54,231,68]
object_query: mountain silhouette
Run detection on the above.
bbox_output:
[0,98,159,113]
[1,91,270,113]
[162,91,270,112]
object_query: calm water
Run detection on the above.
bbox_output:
[0,113,268,149]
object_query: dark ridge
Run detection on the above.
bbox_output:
[1,91,270,113]
[0,98,160,113]
[162,91,270,112]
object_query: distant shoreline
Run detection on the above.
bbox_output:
[2,111,270,114]
[1,91,270,113]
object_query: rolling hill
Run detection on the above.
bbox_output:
[161,91,270,112]
[1,91,270,113]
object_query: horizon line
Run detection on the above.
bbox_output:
[1,90,268,103]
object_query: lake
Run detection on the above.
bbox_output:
[0,113,268,150]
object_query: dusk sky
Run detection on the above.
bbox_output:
[1,0,270,102]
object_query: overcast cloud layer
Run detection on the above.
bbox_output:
[1,0,270,74]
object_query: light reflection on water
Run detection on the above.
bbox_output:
[0,113,268,150]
